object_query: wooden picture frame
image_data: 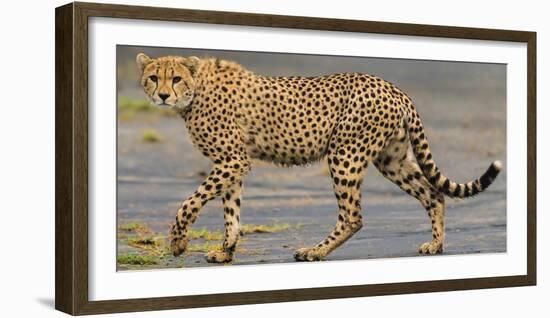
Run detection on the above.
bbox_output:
[55,2,536,315]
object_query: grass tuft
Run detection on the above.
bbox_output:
[118,96,155,113]
[127,236,158,246]
[119,222,148,232]
[187,227,224,241]
[117,254,159,265]
[142,128,164,143]
[126,234,169,256]
[118,96,176,120]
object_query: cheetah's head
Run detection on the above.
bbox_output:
[136,53,200,110]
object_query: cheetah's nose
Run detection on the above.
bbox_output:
[159,93,170,101]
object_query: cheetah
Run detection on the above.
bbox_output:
[136,53,502,263]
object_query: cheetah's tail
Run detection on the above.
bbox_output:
[406,110,502,199]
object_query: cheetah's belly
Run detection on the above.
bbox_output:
[239,113,335,166]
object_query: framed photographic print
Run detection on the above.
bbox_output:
[55,2,537,315]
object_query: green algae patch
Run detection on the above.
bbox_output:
[117,253,159,265]
[119,222,150,232]
[187,227,224,241]
[142,128,164,143]
[118,96,155,113]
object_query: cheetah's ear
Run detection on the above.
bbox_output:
[179,56,200,75]
[136,53,152,72]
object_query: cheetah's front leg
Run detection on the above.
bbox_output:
[170,158,249,257]
[206,181,243,263]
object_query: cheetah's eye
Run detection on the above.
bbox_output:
[173,76,182,84]
[149,75,158,83]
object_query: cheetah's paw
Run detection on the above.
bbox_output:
[418,241,443,254]
[293,247,325,262]
[206,250,233,263]
[170,237,188,257]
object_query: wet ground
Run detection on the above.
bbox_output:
[116,89,506,270]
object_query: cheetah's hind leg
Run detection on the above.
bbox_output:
[294,149,367,261]
[374,127,445,254]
